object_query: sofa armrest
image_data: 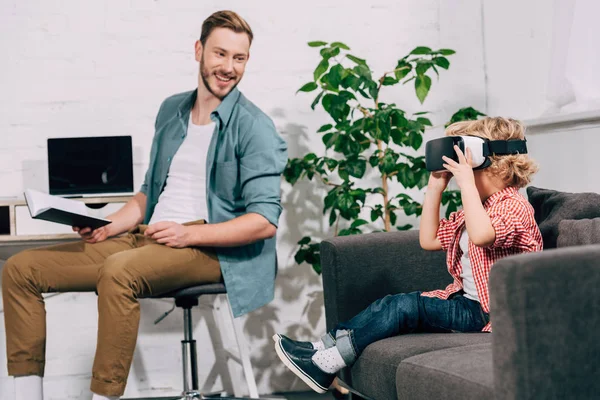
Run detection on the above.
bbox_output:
[490,244,600,400]
[321,230,449,331]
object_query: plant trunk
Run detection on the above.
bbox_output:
[378,139,392,232]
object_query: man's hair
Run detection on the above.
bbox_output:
[445,117,538,188]
[200,10,253,46]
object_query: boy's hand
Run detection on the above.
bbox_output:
[427,170,452,192]
[442,145,476,190]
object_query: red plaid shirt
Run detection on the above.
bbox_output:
[421,186,543,332]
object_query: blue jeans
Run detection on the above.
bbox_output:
[325,291,489,366]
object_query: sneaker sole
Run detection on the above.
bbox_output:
[272,333,281,343]
[273,337,328,394]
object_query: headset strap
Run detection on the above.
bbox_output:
[487,139,528,155]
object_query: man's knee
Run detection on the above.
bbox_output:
[2,251,37,289]
[97,254,141,294]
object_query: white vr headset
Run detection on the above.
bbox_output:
[425,135,528,172]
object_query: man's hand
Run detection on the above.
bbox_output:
[442,145,476,190]
[73,224,111,244]
[145,221,191,248]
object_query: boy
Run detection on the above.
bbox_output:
[273,117,543,393]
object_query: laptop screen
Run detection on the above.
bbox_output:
[47,136,134,196]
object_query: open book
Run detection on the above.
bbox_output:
[24,189,112,230]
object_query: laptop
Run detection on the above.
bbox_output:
[47,136,134,198]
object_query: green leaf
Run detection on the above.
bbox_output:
[330,41,350,50]
[369,154,380,167]
[298,236,311,245]
[294,248,307,264]
[397,224,413,231]
[310,91,324,110]
[382,76,398,86]
[303,153,317,162]
[297,82,318,93]
[320,46,341,60]
[434,57,450,69]
[371,209,380,222]
[308,41,328,47]
[389,211,397,226]
[390,129,404,146]
[346,54,367,65]
[318,124,333,133]
[446,107,487,127]
[415,60,432,76]
[372,187,386,195]
[325,158,338,170]
[395,60,412,81]
[314,58,330,81]
[416,117,432,126]
[351,219,369,228]
[341,74,360,90]
[346,158,367,178]
[410,46,432,55]
[415,75,432,104]
[438,49,456,55]
[322,132,337,148]
[328,64,344,89]
[329,209,337,226]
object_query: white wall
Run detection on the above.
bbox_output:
[483,0,555,120]
[1,0,490,398]
[482,0,600,194]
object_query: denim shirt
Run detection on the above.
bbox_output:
[140,88,288,317]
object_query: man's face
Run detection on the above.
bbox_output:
[195,27,250,100]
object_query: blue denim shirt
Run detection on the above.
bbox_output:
[140,88,288,317]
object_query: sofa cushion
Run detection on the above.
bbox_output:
[557,218,600,247]
[346,333,491,400]
[526,186,600,248]
[396,343,493,400]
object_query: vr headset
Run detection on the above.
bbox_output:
[425,136,528,172]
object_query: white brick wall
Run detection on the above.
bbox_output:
[0,0,501,398]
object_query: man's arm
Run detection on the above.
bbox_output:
[105,192,147,236]
[76,192,147,243]
[186,213,276,247]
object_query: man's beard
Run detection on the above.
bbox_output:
[200,53,240,100]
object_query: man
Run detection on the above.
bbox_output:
[2,10,287,400]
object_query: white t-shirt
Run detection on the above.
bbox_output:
[148,117,214,225]
[459,228,480,302]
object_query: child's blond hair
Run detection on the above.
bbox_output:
[445,117,538,188]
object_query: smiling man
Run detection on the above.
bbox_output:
[2,10,288,400]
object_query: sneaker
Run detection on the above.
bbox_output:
[274,334,336,393]
[272,333,316,350]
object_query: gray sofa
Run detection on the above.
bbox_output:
[321,187,600,400]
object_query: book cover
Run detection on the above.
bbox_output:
[24,189,112,230]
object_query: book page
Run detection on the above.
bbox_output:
[24,189,89,216]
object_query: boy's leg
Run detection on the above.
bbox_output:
[418,293,489,333]
[90,234,221,397]
[333,292,488,365]
[332,292,423,365]
[1,236,136,377]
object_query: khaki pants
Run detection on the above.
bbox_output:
[1,221,221,396]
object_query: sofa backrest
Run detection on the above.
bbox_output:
[526,186,600,249]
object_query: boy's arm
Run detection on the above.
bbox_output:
[461,184,495,247]
[419,188,443,250]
